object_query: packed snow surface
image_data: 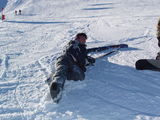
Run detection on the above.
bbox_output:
[0,0,160,120]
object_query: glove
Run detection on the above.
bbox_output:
[86,56,95,66]
[87,56,95,63]
[79,65,86,72]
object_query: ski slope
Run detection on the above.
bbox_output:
[0,0,160,120]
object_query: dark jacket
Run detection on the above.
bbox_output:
[64,40,88,72]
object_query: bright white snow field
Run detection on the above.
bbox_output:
[0,0,160,120]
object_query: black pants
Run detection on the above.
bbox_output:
[49,55,85,87]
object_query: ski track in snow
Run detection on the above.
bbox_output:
[1,0,160,120]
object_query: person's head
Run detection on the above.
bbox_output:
[75,33,87,44]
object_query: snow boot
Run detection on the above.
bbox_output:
[50,82,63,103]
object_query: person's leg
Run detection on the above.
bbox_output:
[46,72,55,86]
[67,65,85,81]
[50,56,69,101]
[52,65,67,87]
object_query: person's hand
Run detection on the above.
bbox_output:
[88,56,95,63]
[86,56,95,66]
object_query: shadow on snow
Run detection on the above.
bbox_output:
[82,2,115,11]
[5,20,69,24]
[54,48,160,120]
[82,7,114,11]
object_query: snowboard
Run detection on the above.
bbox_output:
[50,82,63,103]
[135,59,160,71]
[46,73,63,103]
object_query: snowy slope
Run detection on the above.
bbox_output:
[0,0,160,120]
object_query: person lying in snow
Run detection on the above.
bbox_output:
[47,33,95,101]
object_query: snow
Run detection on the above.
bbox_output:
[0,0,160,120]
